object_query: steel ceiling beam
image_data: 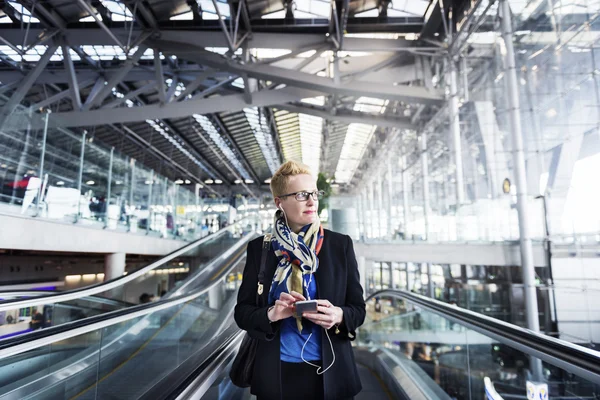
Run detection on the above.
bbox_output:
[61,44,83,110]
[0,29,418,52]
[83,45,148,110]
[0,69,232,86]
[13,87,321,130]
[151,39,445,105]
[0,44,58,128]
[277,103,416,130]
[31,79,96,110]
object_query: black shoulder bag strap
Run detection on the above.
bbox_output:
[255,233,272,307]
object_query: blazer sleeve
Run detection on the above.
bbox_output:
[234,241,281,341]
[337,235,366,341]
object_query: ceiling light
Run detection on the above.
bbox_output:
[205,179,214,184]
[86,180,95,185]
[264,178,272,184]
[56,181,65,186]
[115,180,123,185]
[175,179,184,184]
[185,179,191,184]
[245,179,254,184]
[215,179,223,184]
[234,179,241,184]
[145,180,152,185]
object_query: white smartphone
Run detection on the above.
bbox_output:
[295,300,318,314]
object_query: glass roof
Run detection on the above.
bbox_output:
[193,114,251,180]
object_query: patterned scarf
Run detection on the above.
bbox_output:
[268,210,324,333]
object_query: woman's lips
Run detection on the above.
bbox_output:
[303,210,315,214]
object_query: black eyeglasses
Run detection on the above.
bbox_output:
[279,190,324,202]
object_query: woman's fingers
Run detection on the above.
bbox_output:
[289,291,307,301]
[316,299,332,307]
[279,292,297,303]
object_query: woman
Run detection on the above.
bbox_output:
[234,161,366,400]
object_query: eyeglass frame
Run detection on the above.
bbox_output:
[278,190,325,202]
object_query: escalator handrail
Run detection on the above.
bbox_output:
[0,215,257,313]
[366,289,600,385]
[0,232,254,361]
[0,291,135,307]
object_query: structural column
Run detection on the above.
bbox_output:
[421,132,431,240]
[426,263,435,298]
[368,181,375,238]
[377,173,384,238]
[209,282,225,309]
[104,252,126,300]
[450,60,465,206]
[500,0,540,333]
[402,153,410,239]
[387,160,394,240]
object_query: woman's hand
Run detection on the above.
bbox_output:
[268,291,306,322]
[302,299,343,330]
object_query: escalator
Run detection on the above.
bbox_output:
[0,217,258,339]
[1,258,599,399]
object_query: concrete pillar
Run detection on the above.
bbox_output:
[427,263,435,298]
[104,252,126,300]
[209,282,225,309]
[104,252,126,281]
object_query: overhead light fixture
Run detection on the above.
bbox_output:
[264,178,272,184]
[175,179,184,184]
[115,180,123,185]
[245,179,254,184]
[86,180,95,185]
[215,179,223,184]
[205,179,214,184]
[185,179,191,184]
[56,181,65,186]
[145,180,152,185]
[234,179,242,184]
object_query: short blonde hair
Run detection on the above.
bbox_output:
[270,160,313,198]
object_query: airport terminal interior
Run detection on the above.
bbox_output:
[0,0,599,398]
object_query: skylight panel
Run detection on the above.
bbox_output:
[390,0,429,16]
[0,45,72,62]
[251,48,292,59]
[80,14,101,22]
[301,96,326,106]
[199,0,230,19]
[100,0,133,21]
[7,2,39,23]
[232,78,245,88]
[262,9,286,19]
[334,123,376,183]
[244,108,280,174]
[80,45,128,61]
[299,113,322,174]
[205,47,242,55]
[193,114,251,180]
[353,97,388,114]
[170,11,194,20]
[354,8,379,17]
[0,16,12,23]
[145,119,212,175]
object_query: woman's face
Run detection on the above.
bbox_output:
[276,174,318,232]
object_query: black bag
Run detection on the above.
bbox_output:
[230,234,271,388]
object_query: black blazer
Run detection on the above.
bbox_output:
[234,229,366,400]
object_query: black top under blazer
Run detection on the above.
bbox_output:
[234,229,366,400]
